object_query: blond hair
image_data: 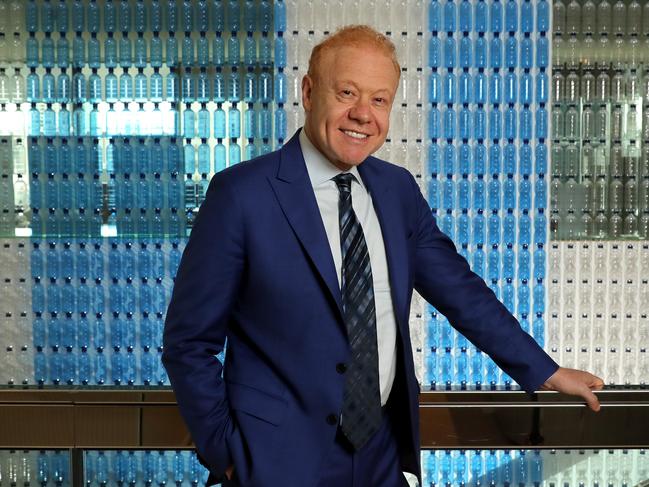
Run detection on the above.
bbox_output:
[307,25,401,82]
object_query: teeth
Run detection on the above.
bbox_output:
[342,130,368,139]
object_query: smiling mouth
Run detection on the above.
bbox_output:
[341,129,369,140]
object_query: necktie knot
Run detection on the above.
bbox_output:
[333,173,355,194]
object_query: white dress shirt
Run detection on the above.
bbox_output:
[299,129,397,406]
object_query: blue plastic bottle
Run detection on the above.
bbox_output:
[227,34,241,65]
[150,0,162,32]
[182,106,196,139]
[149,68,163,102]
[182,34,195,66]
[165,69,179,101]
[72,34,85,67]
[505,36,517,68]
[42,34,55,69]
[132,68,147,102]
[149,33,163,67]
[119,70,133,102]
[197,140,210,174]
[42,69,55,103]
[103,0,116,32]
[213,33,226,65]
[443,0,457,32]
[26,70,40,102]
[41,1,55,33]
[214,142,227,172]
[26,1,39,33]
[87,33,100,68]
[214,107,227,139]
[118,0,132,32]
[183,68,198,103]
[195,104,210,140]
[56,34,70,68]
[26,35,39,68]
[104,33,118,68]
[536,0,549,32]
[228,106,241,139]
[42,105,56,137]
[134,0,147,32]
[197,33,209,66]
[520,36,533,69]
[119,33,133,68]
[428,36,442,68]
[166,32,179,67]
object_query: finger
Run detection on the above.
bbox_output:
[583,388,601,412]
[592,377,605,389]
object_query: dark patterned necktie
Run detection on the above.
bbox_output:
[333,173,382,450]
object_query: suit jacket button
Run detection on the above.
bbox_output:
[336,363,347,374]
[326,414,338,426]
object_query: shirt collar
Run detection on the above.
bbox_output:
[299,128,365,190]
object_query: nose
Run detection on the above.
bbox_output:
[348,98,371,124]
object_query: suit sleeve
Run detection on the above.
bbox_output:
[162,172,244,478]
[406,172,558,393]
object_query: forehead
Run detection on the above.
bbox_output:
[318,45,399,90]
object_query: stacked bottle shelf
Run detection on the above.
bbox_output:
[0,0,285,237]
[551,0,649,239]
[84,450,209,486]
[422,0,549,389]
[547,241,649,385]
[0,450,71,486]
[0,0,281,387]
[422,449,649,487]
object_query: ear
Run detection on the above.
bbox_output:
[301,74,314,112]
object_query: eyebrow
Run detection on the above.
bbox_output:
[335,80,392,96]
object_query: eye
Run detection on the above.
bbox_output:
[341,89,354,97]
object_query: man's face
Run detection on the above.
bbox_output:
[301,44,399,171]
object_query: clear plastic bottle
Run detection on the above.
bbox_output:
[580,71,595,103]
[553,0,566,35]
[628,0,642,36]
[566,0,580,35]
[581,105,594,141]
[564,71,579,103]
[9,68,24,105]
[612,0,627,37]
[595,71,610,103]
[610,105,624,140]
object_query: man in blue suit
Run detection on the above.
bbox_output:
[162,25,603,487]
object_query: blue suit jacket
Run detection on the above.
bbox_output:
[162,130,558,487]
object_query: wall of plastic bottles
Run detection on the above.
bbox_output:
[548,0,649,388]
[551,0,649,240]
[422,449,649,487]
[418,0,550,389]
[0,450,71,486]
[0,0,283,386]
[83,450,209,486]
[0,0,647,395]
[0,448,647,487]
[0,449,211,486]
[547,241,649,386]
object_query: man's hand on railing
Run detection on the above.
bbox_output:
[541,367,605,412]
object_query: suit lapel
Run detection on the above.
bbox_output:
[267,132,344,319]
[358,159,409,328]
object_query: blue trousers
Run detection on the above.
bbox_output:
[221,411,409,487]
[315,411,410,487]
